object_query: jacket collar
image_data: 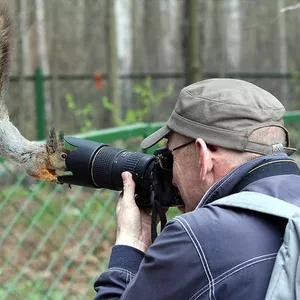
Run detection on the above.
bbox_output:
[196,154,297,209]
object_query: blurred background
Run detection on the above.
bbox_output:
[5,0,300,137]
[1,0,300,299]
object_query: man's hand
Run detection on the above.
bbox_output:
[115,171,152,253]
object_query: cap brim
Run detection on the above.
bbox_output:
[141,125,170,149]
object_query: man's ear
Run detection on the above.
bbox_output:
[195,138,213,181]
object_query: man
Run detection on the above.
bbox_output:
[94,78,300,299]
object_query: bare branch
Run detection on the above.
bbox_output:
[280,3,300,13]
[246,1,300,29]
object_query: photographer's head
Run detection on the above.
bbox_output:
[142,78,296,211]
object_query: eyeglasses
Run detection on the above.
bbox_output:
[154,140,195,171]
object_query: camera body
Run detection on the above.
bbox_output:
[58,137,183,207]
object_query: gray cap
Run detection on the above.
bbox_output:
[141,78,296,155]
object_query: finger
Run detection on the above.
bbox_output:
[121,171,136,204]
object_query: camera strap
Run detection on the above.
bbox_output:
[150,191,167,242]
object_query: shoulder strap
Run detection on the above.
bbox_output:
[232,160,300,193]
[211,192,300,220]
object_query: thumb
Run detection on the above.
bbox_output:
[121,172,136,203]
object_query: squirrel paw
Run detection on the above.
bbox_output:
[30,169,58,182]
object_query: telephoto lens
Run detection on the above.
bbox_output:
[58,137,183,208]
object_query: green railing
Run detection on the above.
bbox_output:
[0,118,299,299]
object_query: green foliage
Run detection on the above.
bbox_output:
[65,93,93,133]
[102,76,173,126]
[102,96,120,125]
[166,206,182,220]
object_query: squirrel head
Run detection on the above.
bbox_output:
[46,127,70,171]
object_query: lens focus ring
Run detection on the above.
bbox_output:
[91,146,124,188]
[123,153,142,174]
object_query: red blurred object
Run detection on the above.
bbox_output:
[94,73,103,89]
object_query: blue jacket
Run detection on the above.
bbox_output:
[94,155,300,300]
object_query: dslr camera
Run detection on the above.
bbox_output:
[58,137,183,208]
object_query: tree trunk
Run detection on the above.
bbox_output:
[116,0,132,120]
[278,0,289,108]
[185,0,201,85]
[16,0,33,134]
[36,0,53,124]
[106,0,120,125]
[203,0,214,72]
[16,0,25,129]
[131,0,139,73]
[50,0,60,125]
[226,0,241,71]
[215,0,226,77]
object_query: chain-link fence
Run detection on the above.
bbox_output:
[0,169,117,299]
[0,120,299,299]
[0,123,163,300]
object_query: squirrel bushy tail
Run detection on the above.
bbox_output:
[0,2,69,182]
[0,2,11,121]
[0,2,34,163]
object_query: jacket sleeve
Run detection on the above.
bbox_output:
[93,219,209,300]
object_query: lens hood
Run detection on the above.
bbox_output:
[58,136,108,187]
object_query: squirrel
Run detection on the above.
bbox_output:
[0,2,69,183]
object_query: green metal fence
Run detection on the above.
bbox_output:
[11,67,300,140]
[0,118,299,299]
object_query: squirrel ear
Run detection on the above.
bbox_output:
[46,139,55,154]
[46,126,58,154]
[58,130,65,147]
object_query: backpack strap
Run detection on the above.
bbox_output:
[211,191,300,220]
[232,160,300,194]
